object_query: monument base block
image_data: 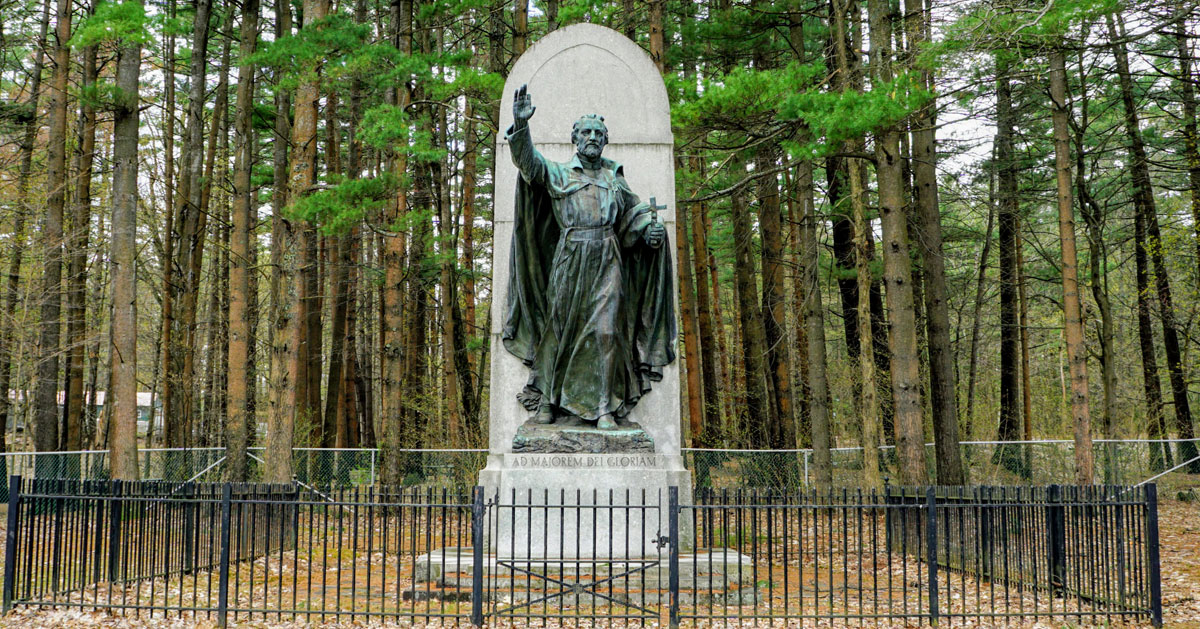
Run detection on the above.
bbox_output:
[478,453,693,558]
[411,549,756,607]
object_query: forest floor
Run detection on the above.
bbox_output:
[0,499,1195,628]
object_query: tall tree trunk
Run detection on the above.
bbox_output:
[1180,12,1200,317]
[690,161,722,447]
[460,103,478,394]
[867,0,926,484]
[435,88,462,446]
[1108,14,1199,472]
[784,170,811,447]
[827,0,893,443]
[677,199,704,446]
[648,0,665,70]
[292,0,328,457]
[799,145,832,488]
[163,0,214,452]
[994,58,1024,475]
[964,153,995,439]
[34,0,72,454]
[227,0,259,481]
[0,0,49,458]
[1075,59,1116,475]
[109,31,141,480]
[850,153,882,488]
[757,152,796,449]
[380,0,413,485]
[1049,48,1094,484]
[708,210,736,437]
[832,0,880,484]
[324,90,347,449]
[201,39,231,447]
[730,186,771,447]
[64,36,98,452]
[402,17,435,449]
[513,0,527,56]
[157,0,178,449]
[1016,227,1033,445]
[1134,159,1169,468]
[904,0,963,484]
[265,0,296,483]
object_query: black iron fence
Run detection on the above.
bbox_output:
[2,477,1162,627]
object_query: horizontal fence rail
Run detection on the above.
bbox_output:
[2,478,1161,626]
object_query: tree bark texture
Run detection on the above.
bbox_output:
[227,0,260,481]
[33,0,72,454]
[109,35,142,480]
[867,0,926,485]
[1049,48,1094,485]
[904,0,963,484]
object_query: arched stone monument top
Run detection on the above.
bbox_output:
[500,23,672,145]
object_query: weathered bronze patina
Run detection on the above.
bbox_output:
[502,84,676,435]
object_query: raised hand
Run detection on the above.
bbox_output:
[513,84,535,123]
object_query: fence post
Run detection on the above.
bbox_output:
[1145,484,1162,627]
[183,482,196,573]
[3,476,22,612]
[884,484,893,551]
[470,485,485,627]
[668,486,680,629]
[217,483,232,628]
[107,480,123,582]
[1047,484,1066,594]
[926,487,939,625]
[51,479,64,593]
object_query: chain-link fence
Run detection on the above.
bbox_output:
[2,439,1196,495]
[684,439,1200,495]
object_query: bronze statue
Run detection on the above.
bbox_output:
[502,84,676,432]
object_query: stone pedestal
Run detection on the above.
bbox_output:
[478,453,692,558]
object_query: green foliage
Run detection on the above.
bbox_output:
[70,1,149,48]
[290,174,398,234]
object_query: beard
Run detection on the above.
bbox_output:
[578,142,603,160]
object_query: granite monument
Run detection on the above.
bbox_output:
[477,23,692,558]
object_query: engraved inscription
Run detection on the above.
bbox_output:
[512,454,662,469]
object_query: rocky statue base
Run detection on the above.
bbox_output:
[478,453,693,558]
[512,420,655,453]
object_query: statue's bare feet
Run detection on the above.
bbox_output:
[597,415,616,430]
[533,405,554,424]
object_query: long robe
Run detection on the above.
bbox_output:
[502,123,676,421]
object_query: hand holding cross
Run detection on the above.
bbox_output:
[644,197,667,248]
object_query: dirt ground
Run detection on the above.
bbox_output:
[0,500,1195,628]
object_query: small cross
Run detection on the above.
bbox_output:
[648,197,667,223]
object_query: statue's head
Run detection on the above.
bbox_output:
[571,114,608,161]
